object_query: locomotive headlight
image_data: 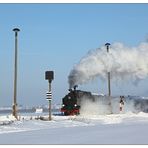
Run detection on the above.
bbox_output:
[62,104,65,107]
[74,104,77,107]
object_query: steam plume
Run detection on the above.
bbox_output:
[68,42,148,88]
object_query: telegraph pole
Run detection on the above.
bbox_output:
[105,43,112,113]
[105,43,111,96]
[12,28,20,119]
[45,71,54,121]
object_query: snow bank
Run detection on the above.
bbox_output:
[0,115,16,125]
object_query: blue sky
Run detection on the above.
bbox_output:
[1,3,148,107]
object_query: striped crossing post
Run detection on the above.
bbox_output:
[46,90,52,120]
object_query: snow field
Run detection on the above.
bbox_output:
[0,112,148,144]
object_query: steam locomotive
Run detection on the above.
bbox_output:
[61,85,148,115]
[61,85,104,115]
[61,86,87,115]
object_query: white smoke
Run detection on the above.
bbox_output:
[68,42,148,88]
[80,96,111,115]
[79,96,141,116]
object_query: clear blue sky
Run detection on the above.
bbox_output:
[1,3,148,107]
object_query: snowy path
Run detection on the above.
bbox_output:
[0,113,148,144]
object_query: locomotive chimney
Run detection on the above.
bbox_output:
[73,85,78,91]
[69,88,72,92]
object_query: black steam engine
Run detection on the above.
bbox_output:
[61,85,94,115]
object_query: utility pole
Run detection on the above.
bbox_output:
[45,71,54,121]
[12,28,20,119]
[105,43,111,96]
[105,43,112,113]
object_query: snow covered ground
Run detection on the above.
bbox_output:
[0,112,148,144]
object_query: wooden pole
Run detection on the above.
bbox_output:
[48,81,51,121]
[106,44,111,97]
[105,43,112,114]
[12,28,20,119]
